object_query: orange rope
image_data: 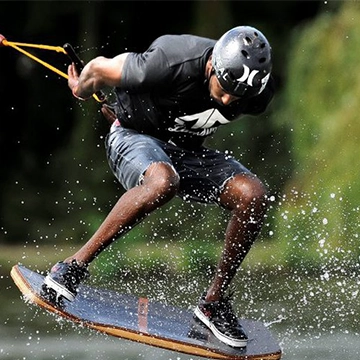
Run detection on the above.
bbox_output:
[2,40,67,53]
[2,39,68,79]
[2,39,105,102]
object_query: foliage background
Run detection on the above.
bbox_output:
[1,1,358,276]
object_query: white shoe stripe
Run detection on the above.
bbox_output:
[194,306,247,348]
[43,276,76,302]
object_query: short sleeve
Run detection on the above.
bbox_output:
[121,47,172,92]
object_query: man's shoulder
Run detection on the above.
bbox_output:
[151,34,215,61]
[154,34,215,47]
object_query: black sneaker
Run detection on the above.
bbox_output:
[41,260,89,306]
[194,292,248,348]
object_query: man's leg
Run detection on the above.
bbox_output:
[205,173,268,302]
[65,161,180,265]
[42,161,179,303]
[193,172,268,347]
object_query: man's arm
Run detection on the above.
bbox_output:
[68,53,130,100]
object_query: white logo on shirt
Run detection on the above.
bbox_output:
[168,109,230,136]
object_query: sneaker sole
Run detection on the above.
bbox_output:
[194,306,247,348]
[43,276,76,302]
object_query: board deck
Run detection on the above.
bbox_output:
[11,264,282,360]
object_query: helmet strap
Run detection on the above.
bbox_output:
[207,66,215,82]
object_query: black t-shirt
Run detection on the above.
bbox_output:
[114,34,274,148]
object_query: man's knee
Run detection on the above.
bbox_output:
[143,162,180,199]
[220,173,268,211]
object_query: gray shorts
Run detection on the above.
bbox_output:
[105,125,251,204]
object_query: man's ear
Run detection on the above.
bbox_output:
[206,56,215,80]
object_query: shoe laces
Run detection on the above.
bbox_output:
[201,290,238,326]
[216,291,238,326]
[65,260,89,284]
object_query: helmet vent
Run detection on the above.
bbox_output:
[244,36,252,46]
[259,57,266,64]
[241,50,250,59]
[259,57,266,63]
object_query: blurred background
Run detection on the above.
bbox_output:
[1,1,360,359]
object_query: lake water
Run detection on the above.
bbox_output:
[1,264,360,360]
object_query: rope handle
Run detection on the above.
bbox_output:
[63,43,107,103]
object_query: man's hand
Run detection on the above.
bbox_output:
[101,104,117,124]
[68,63,91,101]
[68,63,80,92]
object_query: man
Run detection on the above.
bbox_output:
[42,26,274,348]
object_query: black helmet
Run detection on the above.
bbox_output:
[212,26,272,98]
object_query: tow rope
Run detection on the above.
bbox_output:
[0,34,106,103]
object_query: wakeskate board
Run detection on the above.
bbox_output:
[11,264,282,360]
